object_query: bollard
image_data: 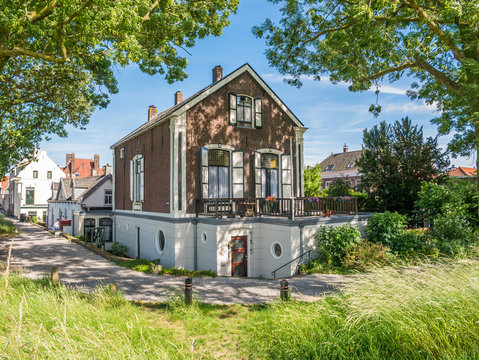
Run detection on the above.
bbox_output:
[280,279,289,301]
[51,266,60,284]
[108,283,117,295]
[184,277,193,305]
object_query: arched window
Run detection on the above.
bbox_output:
[208,149,230,198]
[99,218,112,241]
[261,153,279,198]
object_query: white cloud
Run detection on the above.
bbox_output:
[384,101,438,114]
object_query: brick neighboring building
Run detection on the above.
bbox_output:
[447,166,477,179]
[1,176,9,210]
[111,64,368,278]
[320,145,362,189]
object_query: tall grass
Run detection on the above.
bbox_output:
[246,262,479,359]
[0,215,16,237]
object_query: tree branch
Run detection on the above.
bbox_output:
[415,58,463,97]
[0,47,66,64]
[402,0,465,63]
[360,62,417,81]
[28,0,58,22]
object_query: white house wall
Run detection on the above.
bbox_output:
[82,178,112,208]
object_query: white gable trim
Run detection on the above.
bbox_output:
[111,64,306,148]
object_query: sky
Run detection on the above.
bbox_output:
[40,0,477,169]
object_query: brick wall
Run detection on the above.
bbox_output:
[114,119,170,212]
[185,71,298,213]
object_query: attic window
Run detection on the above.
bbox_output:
[228,93,262,128]
[346,162,354,168]
[120,147,125,159]
[325,165,334,171]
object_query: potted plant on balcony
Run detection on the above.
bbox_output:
[306,196,320,215]
[263,196,277,215]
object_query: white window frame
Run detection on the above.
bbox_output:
[132,154,144,204]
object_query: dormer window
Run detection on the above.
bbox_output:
[229,93,262,128]
[325,165,334,171]
[346,162,354,168]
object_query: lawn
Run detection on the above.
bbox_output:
[0,215,16,237]
[1,261,479,359]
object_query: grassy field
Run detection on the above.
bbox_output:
[1,261,479,359]
[0,215,16,237]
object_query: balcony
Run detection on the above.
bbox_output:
[195,197,358,218]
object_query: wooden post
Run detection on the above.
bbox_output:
[184,277,193,304]
[280,279,290,301]
[108,283,117,294]
[51,266,60,284]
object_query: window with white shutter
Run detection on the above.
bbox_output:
[254,152,262,198]
[281,154,292,198]
[254,98,262,128]
[229,93,237,125]
[129,160,134,201]
[201,147,209,198]
[232,151,244,198]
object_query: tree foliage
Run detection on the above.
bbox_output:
[254,0,479,213]
[0,0,238,174]
[304,163,322,196]
[356,117,450,214]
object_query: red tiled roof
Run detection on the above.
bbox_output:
[447,167,477,178]
[63,159,104,178]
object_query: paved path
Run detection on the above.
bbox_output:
[1,221,346,304]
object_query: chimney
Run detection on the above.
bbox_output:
[103,164,112,175]
[148,105,158,121]
[174,91,183,105]
[66,153,75,165]
[343,144,348,153]
[212,65,223,83]
[94,154,100,170]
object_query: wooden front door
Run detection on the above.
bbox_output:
[231,236,247,277]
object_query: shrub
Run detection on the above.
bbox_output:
[433,209,479,256]
[394,228,431,254]
[366,211,407,250]
[0,215,16,236]
[351,191,369,212]
[343,241,390,271]
[314,224,361,266]
[326,179,353,197]
[110,241,128,256]
[30,215,38,223]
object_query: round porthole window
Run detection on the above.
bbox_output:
[272,243,283,259]
[201,232,207,244]
[157,230,166,254]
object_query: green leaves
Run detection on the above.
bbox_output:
[0,0,239,174]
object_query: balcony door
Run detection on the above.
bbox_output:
[260,154,279,198]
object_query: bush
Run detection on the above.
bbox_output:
[366,211,407,250]
[110,241,128,256]
[343,241,390,271]
[326,179,353,197]
[0,215,16,236]
[314,224,361,266]
[433,209,479,256]
[30,215,38,223]
[351,191,369,212]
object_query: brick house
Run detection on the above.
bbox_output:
[62,153,109,178]
[111,64,367,278]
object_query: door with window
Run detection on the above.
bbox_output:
[231,236,247,277]
[208,149,230,198]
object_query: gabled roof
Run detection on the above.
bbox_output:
[320,150,362,173]
[79,174,112,202]
[63,158,104,178]
[50,175,109,203]
[447,167,477,178]
[111,63,305,148]
[58,177,73,200]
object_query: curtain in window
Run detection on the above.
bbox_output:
[208,167,218,198]
[208,166,230,198]
[270,169,279,197]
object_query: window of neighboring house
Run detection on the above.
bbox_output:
[104,189,112,205]
[25,188,34,205]
[346,162,354,169]
[324,165,334,171]
[64,208,67,219]
[208,149,230,198]
[33,170,38,178]
[75,173,80,177]
[261,153,279,198]
[120,147,125,159]
[47,171,52,179]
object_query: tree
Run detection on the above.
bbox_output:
[304,163,322,196]
[326,179,352,197]
[254,0,479,215]
[0,0,238,174]
[356,117,450,215]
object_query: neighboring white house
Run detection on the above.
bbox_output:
[48,174,113,244]
[8,150,65,221]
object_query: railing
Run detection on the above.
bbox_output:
[271,249,314,279]
[195,197,358,218]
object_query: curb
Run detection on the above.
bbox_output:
[60,233,129,263]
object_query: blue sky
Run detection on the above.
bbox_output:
[41,0,476,169]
